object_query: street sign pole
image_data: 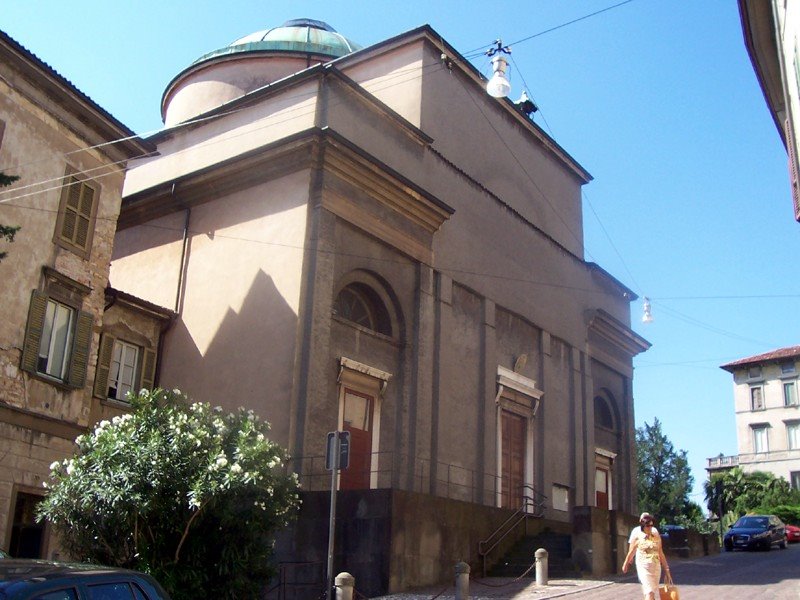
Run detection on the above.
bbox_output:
[325,430,351,600]
[326,432,340,600]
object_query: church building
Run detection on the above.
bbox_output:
[110,19,650,595]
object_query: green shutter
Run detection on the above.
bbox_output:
[139,348,157,391]
[66,310,93,388]
[93,333,116,398]
[75,183,95,250]
[58,176,96,252]
[21,291,48,374]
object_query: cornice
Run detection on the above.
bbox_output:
[119,128,453,255]
[588,309,650,358]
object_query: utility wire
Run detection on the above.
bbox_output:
[462,0,639,58]
[584,189,644,293]
[4,9,784,351]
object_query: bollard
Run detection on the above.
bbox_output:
[335,572,354,600]
[535,548,549,586]
[455,561,470,600]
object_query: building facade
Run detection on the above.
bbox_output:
[0,31,167,558]
[715,346,800,489]
[739,0,800,221]
[109,20,650,591]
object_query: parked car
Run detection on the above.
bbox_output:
[0,559,170,599]
[723,514,787,551]
[786,524,800,544]
[660,524,688,546]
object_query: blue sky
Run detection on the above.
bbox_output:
[4,1,798,508]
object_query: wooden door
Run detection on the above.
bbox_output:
[501,411,526,509]
[595,467,609,510]
[340,389,373,490]
[9,492,45,558]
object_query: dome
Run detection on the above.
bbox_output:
[162,19,361,126]
[195,19,362,64]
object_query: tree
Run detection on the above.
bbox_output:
[39,389,300,600]
[705,467,800,518]
[635,418,694,523]
[0,170,20,262]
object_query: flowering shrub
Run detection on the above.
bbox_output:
[39,388,300,599]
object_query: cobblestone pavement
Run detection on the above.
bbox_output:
[375,543,800,600]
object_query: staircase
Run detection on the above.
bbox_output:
[487,532,581,579]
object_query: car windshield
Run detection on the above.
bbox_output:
[734,517,769,529]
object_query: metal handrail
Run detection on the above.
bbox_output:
[478,485,548,576]
[521,484,547,517]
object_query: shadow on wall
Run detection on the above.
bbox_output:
[160,269,298,446]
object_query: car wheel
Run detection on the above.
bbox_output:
[780,536,787,549]
[764,541,771,551]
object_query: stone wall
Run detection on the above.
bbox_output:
[0,421,75,555]
[275,488,575,599]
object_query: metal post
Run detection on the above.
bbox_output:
[455,561,470,600]
[326,432,340,600]
[335,572,354,600]
[535,548,548,586]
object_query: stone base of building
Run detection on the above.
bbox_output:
[273,489,631,599]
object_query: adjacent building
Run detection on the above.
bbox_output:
[0,31,169,559]
[712,346,800,489]
[738,0,800,221]
[110,19,649,593]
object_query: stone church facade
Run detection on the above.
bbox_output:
[2,18,648,594]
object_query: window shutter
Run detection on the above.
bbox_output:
[139,348,157,392]
[66,310,93,388]
[57,174,97,254]
[75,183,95,250]
[20,291,48,374]
[60,177,81,244]
[93,333,116,398]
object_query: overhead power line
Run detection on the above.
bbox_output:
[463,0,639,58]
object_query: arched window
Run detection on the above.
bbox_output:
[594,395,615,430]
[333,283,392,336]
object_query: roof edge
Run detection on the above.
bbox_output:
[0,30,155,157]
[335,24,593,185]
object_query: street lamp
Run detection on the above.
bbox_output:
[486,40,512,98]
[642,297,653,324]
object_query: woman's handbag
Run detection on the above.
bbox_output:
[659,572,680,600]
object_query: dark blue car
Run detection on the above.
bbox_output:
[0,559,170,599]
[723,514,788,551]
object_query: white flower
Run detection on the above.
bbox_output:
[66,461,75,476]
[49,461,60,471]
[216,456,228,468]
[231,463,242,474]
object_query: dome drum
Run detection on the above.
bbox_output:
[161,19,361,126]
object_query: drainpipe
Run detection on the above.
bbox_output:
[153,313,176,389]
[175,185,191,314]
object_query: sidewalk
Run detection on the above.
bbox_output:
[373,574,637,600]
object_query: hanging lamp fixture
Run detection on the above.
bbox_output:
[486,39,512,98]
[642,297,654,324]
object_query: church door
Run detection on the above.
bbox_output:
[501,410,526,509]
[340,389,373,490]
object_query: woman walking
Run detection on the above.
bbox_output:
[622,512,671,600]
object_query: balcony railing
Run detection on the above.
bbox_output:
[706,454,739,470]
[287,451,539,509]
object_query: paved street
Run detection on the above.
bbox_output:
[379,544,800,600]
[564,543,800,599]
